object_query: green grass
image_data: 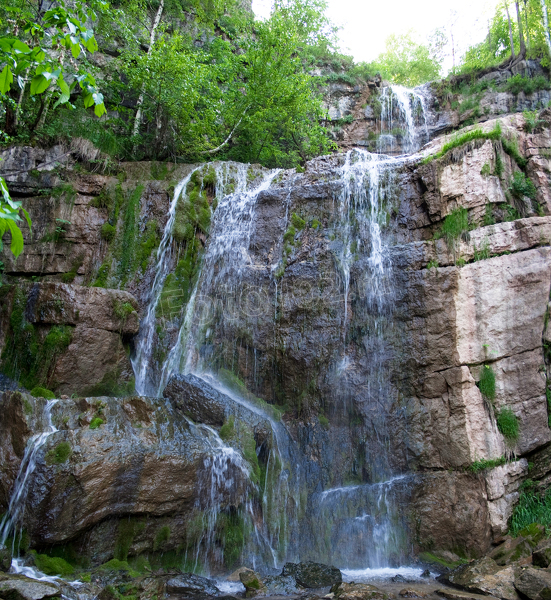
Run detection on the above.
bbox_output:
[45,442,72,465]
[504,74,550,95]
[509,489,551,537]
[497,408,520,443]
[437,207,469,247]
[478,364,496,402]
[467,456,507,473]
[427,259,439,270]
[473,239,491,261]
[423,123,501,164]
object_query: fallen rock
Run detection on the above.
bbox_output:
[532,539,551,568]
[399,588,429,598]
[488,537,532,566]
[436,588,500,600]
[514,566,551,600]
[263,575,302,595]
[330,582,389,600]
[0,573,61,599]
[164,374,227,426]
[445,557,520,600]
[239,570,267,597]
[421,571,431,579]
[283,561,342,588]
[228,567,253,582]
[166,573,221,596]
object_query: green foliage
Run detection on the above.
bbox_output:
[113,300,135,323]
[219,416,235,441]
[501,136,528,168]
[467,456,507,473]
[484,203,496,225]
[89,417,104,429]
[32,553,75,577]
[242,433,261,485]
[481,162,491,177]
[0,172,31,258]
[524,109,545,132]
[101,222,116,242]
[478,364,496,402]
[291,212,306,231]
[45,441,72,465]
[318,414,329,429]
[509,489,551,537]
[505,75,550,95]
[370,30,441,86]
[509,171,537,200]
[424,123,501,163]
[30,386,55,399]
[497,407,520,442]
[473,239,491,261]
[153,526,170,551]
[427,259,439,270]
[217,511,244,569]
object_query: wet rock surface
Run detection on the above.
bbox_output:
[0,573,61,599]
[513,567,551,600]
[282,562,342,588]
[166,573,221,596]
[330,582,390,600]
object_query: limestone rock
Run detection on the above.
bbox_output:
[533,539,551,568]
[514,567,551,600]
[166,573,221,596]
[488,536,532,566]
[446,558,520,600]
[0,573,60,599]
[330,583,388,600]
[239,570,267,597]
[283,562,342,588]
[163,374,227,426]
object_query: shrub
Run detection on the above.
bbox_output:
[497,407,520,442]
[505,74,550,95]
[523,110,545,133]
[478,364,496,402]
[468,456,507,473]
[509,171,536,200]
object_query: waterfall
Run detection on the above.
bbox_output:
[377,85,429,155]
[0,400,58,552]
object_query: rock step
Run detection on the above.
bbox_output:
[436,589,500,600]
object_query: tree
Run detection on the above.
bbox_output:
[0,0,105,256]
[371,31,442,87]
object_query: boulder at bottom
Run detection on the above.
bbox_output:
[0,574,60,600]
[330,583,389,600]
[166,573,221,596]
[514,567,551,600]
[282,561,342,588]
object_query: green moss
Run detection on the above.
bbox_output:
[138,221,159,272]
[101,223,117,242]
[477,364,496,402]
[114,300,136,324]
[81,370,135,398]
[153,526,170,551]
[115,518,145,561]
[497,408,520,443]
[217,512,244,569]
[99,559,139,577]
[89,417,104,430]
[45,441,72,465]
[509,171,537,201]
[480,162,491,177]
[80,573,91,583]
[311,219,321,229]
[419,551,467,569]
[219,416,235,441]
[61,256,84,284]
[242,433,261,485]
[318,414,329,429]
[117,185,145,285]
[30,387,55,399]
[32,553,75,577]
[93,261,111,287]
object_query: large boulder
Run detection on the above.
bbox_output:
[330,583,389,600]
[282,561,342,588]
[239,569,267,597]
[0,545,11,571]
[444,557,520,600]
[488,536,533,566]
[532,539,551,568]
[514,567,551,600]
[0,573,60,599]
[166,573,221,596]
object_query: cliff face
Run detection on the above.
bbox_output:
[2,68,551,572]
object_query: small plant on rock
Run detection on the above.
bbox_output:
[478,364,496,403]
[497,407,520,443]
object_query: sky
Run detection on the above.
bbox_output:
[252,0,504,72]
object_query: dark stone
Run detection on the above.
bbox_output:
[166,573,221,596]
[514,567,551,600]
[163,374,227,426]
[0,546,11,571]
[283,562,342,588]
[391,575,408,583]
[533,539,551,568]
[421,570,431,578]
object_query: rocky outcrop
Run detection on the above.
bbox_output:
[282,561,342,588]
[0,573,61,599]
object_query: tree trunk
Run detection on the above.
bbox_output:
[524,0,530,50]
[540,0,551,58]
[504,0,516,59]
[132,0,165,139]
[515,1,527,59]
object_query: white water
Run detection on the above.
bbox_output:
[377,85,429,155]
[0,399,58,549]
[342,567,433,582]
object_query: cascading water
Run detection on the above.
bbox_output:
[0,399,58,553]
[377,85,429,155]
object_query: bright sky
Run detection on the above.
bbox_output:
[252,0,504,73]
